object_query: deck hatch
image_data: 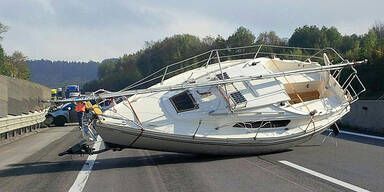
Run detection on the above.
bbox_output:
[170,91,199,113]
[230,91,247,104]
[216,72,230,80]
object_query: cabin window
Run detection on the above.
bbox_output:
[170,91,199,113]
[233,120,291,128]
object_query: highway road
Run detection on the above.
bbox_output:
[0,125,383,192]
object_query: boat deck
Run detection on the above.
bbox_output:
[101,57,348,140]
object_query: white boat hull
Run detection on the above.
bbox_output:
[95,119,334,155]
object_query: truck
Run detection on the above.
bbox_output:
[57,88,63,99]
[51,89,57,100]
[65,85,80,98]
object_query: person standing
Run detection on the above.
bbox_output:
[75,101,86,127]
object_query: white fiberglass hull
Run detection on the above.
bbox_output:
[95,118,335,155]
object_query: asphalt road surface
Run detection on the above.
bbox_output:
[0,125,383,192]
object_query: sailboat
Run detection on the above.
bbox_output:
[55,45,366,155]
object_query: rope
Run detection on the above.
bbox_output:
[270,59,316,133]
[270,59,311,113]
[103,97,145,147]
[217,86,232,112]
[125,98,142,126]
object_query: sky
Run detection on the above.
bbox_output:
[0,0,383,62]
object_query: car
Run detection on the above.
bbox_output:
[44,103,79,126]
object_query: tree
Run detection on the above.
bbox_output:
[115,53,142,89]
[0,22,8,41]
[202,36,215,47]
[0,22,31,80]
[227,27,255,47]
[361,29,378,61]
[136,34,205,77]
[82,80,100,92]
[0,45,10,76]
[372,22,384,39]
[288,25,327,48]
[0,22,9,76]
[372,22,384,57]
[212,35,227,49]
[323,26,342,48]
[6,51,30,80]
[98,60,116,80]
[256,31,285,45]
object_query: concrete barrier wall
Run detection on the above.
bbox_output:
[0,77,7,117]
[340,100,384,134]
[0,75,51,117]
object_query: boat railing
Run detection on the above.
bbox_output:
[111,45,365,128]
[121,44,348,92]
[338,67,366,103]
[332,66,366,103]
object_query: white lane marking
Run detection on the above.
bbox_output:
[340,130,384,141]
[69,136,102,192]
[279,160,370,192]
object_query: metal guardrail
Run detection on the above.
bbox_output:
[0,109,48,135]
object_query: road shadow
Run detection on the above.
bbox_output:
[321,130,384,147]
[0,149,291,177]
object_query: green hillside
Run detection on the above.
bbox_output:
[83,24,384,99]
